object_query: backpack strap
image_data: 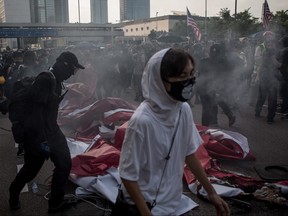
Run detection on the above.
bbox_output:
[35,71,56,95]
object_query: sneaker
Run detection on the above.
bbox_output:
[9,194,20,210]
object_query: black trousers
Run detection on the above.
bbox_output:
[200,92,234,126]
[9,128,71,206]
[47,129,72,205]
[255,83,278,121]
[200,93,218,126]
[9,147,46,195]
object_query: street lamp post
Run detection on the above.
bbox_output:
[78,0,81,23]
[156,12,158,31]
[204,0,207,42]
[235,0,237,19]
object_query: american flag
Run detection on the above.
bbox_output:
[187,7,202,42]
[262,0,272,30]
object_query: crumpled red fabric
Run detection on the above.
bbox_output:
[196,124,255,161]
[71,140,120,176]
[113,121,129,151]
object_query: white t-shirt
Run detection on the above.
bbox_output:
[119,102,202,215]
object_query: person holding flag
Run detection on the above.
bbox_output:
[262,0,272,30]
[187,7,202,42]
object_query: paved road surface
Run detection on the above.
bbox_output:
[0,97,288,216]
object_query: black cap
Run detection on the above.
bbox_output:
[57,51,85,69]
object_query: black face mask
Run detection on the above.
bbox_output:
[165,77,196,102]
[52,61,74,82]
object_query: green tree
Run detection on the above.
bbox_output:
[270,10,288,35]
[163,8,288,43]
[219,8,233,22]
[233,9,260,37]
[206,8,234,41]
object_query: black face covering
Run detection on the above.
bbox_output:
[166,77,196,102]
[52,61,74,82]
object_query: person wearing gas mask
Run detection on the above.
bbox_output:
[8,51,85,213]
[112,48,230,216]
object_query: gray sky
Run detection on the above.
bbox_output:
[69,0,287,23]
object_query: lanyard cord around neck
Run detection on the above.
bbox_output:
[151,108,182,207]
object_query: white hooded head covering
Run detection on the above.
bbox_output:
[141,48,183,124]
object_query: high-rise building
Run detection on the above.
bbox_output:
[120,0,150,21]
[0,0,31,49]
[55,0,69,23]
[0,0,30,23]
[0,0,69,49]
[90,0,108,24]
[30,0,69,23]
[0,0,69,23]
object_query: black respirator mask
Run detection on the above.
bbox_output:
[165,77,196,102]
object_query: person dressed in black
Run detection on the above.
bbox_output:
[8,51,85,213]
[196,43,236,127]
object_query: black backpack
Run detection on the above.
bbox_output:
[8,71,56,143]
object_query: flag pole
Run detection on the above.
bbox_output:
[234,0,237,19]
[262,0,272,30]
[186,7,190,44]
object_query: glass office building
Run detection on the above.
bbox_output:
[30,0,69,23]
[120,0,150,21]
[91,0,108,24]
